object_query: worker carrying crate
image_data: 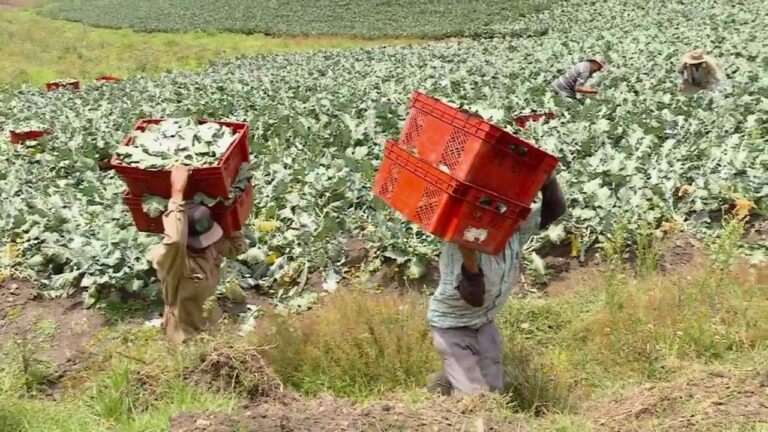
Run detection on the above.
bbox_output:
[373,92,566,396]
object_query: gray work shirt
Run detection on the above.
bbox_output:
[427,209,540,329]
[552,61,593,97]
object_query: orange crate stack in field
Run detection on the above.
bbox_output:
[373,92,558,253]
[112,118,253,236]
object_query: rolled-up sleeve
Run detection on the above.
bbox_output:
[214,231,248,258]
[149,200,189,296]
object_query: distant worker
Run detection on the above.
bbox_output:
[148,165,248,344]
[552,56,607,103]
[677,49,725,92]
[426,173,566,396]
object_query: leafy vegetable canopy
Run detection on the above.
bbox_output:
[114,118,236,169]
[44,0,551,38]
[1,0,766,301]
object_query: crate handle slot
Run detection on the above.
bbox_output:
[478,197,509,214]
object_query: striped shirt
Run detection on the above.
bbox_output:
[552,61,593,97]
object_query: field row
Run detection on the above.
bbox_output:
[44,0,551,38]
[0,0,765,299]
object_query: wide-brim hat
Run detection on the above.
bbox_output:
[682,49,714,65]
[587,56,608,69]
[187,203,223,249]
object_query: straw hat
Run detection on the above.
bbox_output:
[681,49,716,66]
[588,56,608,69]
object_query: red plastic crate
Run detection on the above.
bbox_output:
[513,112,556,129]
[111,119,250,200]
[95,76,121,83]
[123,183,254,236]
[373,140,531,254]
[45,80,80,92]
[9,129,52,144]
[399,92,558,206]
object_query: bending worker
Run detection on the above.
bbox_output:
[148,165,248,344]
[552,56,607,102]
[677,49,725,92]
[427,173,566,395]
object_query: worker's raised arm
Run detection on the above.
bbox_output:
[148,165,191,289]
[539,173,566,230]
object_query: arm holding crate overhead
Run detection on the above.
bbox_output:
[453,173,565,307]
[427,173,566,396]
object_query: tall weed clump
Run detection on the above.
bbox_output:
[576,217,767,378]
[497,218,767,406]
[259,288,438,399]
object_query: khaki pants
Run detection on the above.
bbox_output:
[431,322,504,395]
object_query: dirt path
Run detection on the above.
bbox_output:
[0,280,106,365]
[589,369,768,431]
[170,368,768,431]
[171,393,530,432]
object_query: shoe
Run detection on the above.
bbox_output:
[426,371,452,396]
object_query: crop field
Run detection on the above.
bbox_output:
[0,0,767,430]
[44,0,552,38]
[1,0,765,301]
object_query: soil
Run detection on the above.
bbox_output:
[0,279,106,365]
[655,231,706,273]
[170,394,529,432]
[1,228,764,430]
[744,217,768,245]
[589,369,768,431]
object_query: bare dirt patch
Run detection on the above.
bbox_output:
[744,217,768,246]
[656,231,707,273]
[0,279,105,365]
[171,394,530,431]
[589,369,768,431]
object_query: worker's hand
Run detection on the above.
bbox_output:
[539,173,566,230]
[170,165,190,201]
[456,265,485,308]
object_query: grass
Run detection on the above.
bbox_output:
[0,10,420,87]
[256,289,438,400]
[257,219,767,414]
[32,317,58,339]
[0,221,764,430]
[0,326,240,432]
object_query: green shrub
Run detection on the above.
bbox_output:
[259,288,438,399]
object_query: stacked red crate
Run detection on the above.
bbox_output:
[113,119,253,235]
[373,92,558,254]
